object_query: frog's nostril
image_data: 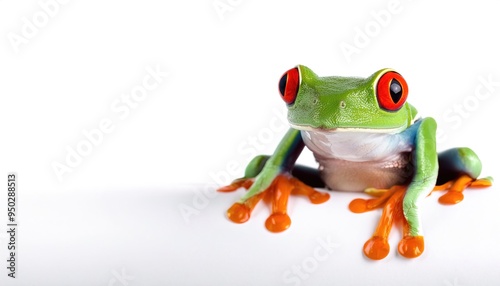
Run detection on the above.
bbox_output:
[278,67,300,105]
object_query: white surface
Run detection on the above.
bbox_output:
[2,186,500,286]
[0,0,499,285]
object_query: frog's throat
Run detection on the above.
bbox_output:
[289,124,408,134]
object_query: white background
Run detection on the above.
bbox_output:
[0,0,499,285]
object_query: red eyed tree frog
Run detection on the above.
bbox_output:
[218,65,492,260]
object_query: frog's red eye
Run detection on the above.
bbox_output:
[279,67,300,105]
[376,71,408,112]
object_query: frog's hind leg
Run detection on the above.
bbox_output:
[435,148,493,204]
[290,165,326,188]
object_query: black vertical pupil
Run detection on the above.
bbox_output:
[390,79,403,103]
[279,73,288,96]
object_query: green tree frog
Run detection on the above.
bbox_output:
[218,65,492,260]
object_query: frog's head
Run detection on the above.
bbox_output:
[278,65,418,133]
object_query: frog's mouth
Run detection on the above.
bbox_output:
[289,123,409,134]
[289,113,420,134]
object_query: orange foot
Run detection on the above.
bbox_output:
[349,175,492,260]
[433,175,493,205]
[217,174,330,232]
[349,186,421,260]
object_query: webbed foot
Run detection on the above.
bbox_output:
[351,174,493,260]
[350,186,424,259]
[218,174,330,232]
[433,175,493,204]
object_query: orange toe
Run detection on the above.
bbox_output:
[363,236,390,260]
[227,203,251,223]
[398,236,425,258]
[438,191,464,205]
[265,213,291,232]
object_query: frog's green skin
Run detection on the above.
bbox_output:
[240,65,483,238]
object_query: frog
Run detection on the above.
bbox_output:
[217,65,492,260]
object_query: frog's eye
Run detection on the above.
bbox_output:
[279,67,300,105]
[376,71,408,112]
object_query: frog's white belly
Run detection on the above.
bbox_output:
[301,130,414,192]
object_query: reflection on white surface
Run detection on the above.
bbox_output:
[1,186,498,285]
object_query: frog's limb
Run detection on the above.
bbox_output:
[350,185,426,260]
[290,165,326,188]
[216,155,270,193]
[350,186,419,260]
[433,148,493,204]
[217,128,329,232]
[349,187,399,213]
[361,186,406,260]
[398,117,438,258]
[351,146,493,260]
[398,213,425,258]
[221,154,325,190]
[240,128,304,201]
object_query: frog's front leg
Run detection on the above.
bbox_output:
[218,128,330,232]
[353,134,492,259]
[399,117,439,258]
[352,119,438,259]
